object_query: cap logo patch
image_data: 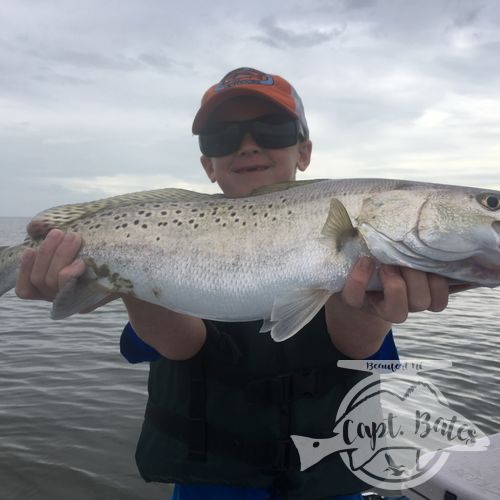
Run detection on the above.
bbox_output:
[215,67,274,92]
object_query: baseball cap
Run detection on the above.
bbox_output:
[192,67,309,138]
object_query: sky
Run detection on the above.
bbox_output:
[1,0,499,216]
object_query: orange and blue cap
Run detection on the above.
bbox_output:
[192,67,309,138]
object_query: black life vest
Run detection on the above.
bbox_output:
[135,309,370,499]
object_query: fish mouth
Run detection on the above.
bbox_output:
[232,165,272,174]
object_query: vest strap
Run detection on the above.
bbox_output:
[144,402,300,472]
[187,352,207,461]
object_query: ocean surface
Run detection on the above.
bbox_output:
[1,217,499,499]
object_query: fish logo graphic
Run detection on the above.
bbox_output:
[291,365,489,490]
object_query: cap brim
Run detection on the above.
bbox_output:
[192,86,299,134]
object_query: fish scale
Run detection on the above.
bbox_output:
[1,178,499,341]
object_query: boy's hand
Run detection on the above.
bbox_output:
[342,257,450,324]
[326,257,451,358]
[15,229,85,301]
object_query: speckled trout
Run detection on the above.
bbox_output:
[1,178,499,341]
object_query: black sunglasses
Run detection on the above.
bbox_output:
[198,114,301,157]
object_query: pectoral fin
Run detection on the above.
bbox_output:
[260,288,332,341]
[321,198,358,252]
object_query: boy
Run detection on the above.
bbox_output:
[16,67,450,499]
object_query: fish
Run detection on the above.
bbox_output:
[0,178,499,341]
[290,374,489,478]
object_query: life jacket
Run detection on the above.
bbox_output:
[135,309,371,499]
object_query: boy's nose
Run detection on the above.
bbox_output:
[237,132,262,155]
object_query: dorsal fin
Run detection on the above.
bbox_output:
[27,187,222,239]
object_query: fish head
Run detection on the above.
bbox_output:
[417,188,500,260]
[356,187,500,286]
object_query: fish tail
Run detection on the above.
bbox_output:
[0,244,26,296]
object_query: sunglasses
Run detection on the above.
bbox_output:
[198,114,301,157]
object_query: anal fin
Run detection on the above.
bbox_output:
[51,274,113,320]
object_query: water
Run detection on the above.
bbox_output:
[1,217,499,499]
[0,219,167,499]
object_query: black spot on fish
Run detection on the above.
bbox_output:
[156,236,160,241]
[215,218,220,223]
[176,210,182,214]
[268,204,273,208]
[230,212,236,217]
[142,224,148,229]
[191,208,198,212]
[222,223,226,227]
[122,223,128,228]
[189,219,194,224]
[134,220,139,225]
[199,213,205,217]
[126,234,130,238]
[288,211,292,215]
[161,211,167,215]
[145,212,152,217]
[264,213,268,218]
[194,223,199,228]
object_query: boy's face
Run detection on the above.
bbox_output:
[200,96,312,198]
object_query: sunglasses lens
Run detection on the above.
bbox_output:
[199,123,242,157]
[252,119,299,149]
[199,115,299,157]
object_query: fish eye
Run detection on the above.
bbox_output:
[478,193,500,211]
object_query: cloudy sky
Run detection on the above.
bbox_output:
[1,0,499,216]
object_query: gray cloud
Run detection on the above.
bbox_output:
[253,16,345,49]
[1,0,499,216]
